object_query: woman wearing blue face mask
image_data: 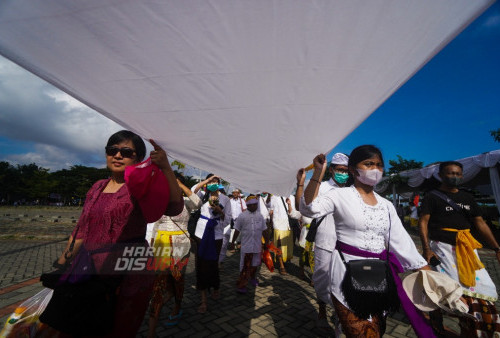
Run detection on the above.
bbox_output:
[191,174,232,313]
[301,145,433,337]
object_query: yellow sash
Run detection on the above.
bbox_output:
[152,230,188,274]
[441,228,485,287]
[153,230,186,256]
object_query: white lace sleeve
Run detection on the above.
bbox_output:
[385,201,427,270]
[299,189,336,218]
[185,193,202,212]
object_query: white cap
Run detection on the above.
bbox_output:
[331,153,349,166]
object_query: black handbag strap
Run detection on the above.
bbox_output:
[429,189,469,219]
[201,190,211,204]
[308,215,326,234]
[280,197,289,213]
[280,197,292,230]
[311,215,326,230]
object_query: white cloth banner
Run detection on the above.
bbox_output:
[0,0,494,196]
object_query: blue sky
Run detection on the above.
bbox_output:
[0,2,499,173]
[329,2,500,166]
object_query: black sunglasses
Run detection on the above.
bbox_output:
[105,146,136,158]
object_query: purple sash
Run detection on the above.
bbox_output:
[198,215,220,260]
[336,241,436,338]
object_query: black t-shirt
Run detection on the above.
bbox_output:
[420,189,482,245]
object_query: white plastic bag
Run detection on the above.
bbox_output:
[0,288,53,338]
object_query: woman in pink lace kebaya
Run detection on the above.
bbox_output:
[54,130,183,337]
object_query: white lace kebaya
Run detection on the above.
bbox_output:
[300,186,427,309]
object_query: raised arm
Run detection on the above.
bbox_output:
[149,139,182,205]
[192,175,220,194]
[295,168,305,210]
[304,154,327,205]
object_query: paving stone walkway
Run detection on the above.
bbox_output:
[1,234,500,337]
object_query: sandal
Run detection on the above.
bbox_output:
[316,317,331,330]
[165,310,183,326]
[197,302,207,314]
[212,289,220,300]
[279,267,287,275]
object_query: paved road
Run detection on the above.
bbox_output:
[1,234,500,337]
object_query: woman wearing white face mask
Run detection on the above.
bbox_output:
[300,145,433,338]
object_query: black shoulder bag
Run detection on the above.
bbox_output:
[305,216,326,242]
[280,197,300,230]
[187,191,210,237]
[338,209,399,319]
[40,224,123,335]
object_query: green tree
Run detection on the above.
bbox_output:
[30,169,57,202]
[491,128,500,143]
[386,155,424,192]
[17,163,50,202]
[171,160,185,171]
[51,165,109,204]
[0,161,21,203]
[388,155,423,175]
[0,162,111,205]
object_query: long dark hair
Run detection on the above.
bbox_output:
[348,145,384,168]
[106,130,146,162]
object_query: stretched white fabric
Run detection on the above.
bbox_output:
[0,0,494,196]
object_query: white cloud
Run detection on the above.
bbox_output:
[4,144,106,171]
[482,13,500,28]
[0,56,126,169]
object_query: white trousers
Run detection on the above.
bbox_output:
[313,246,333,306]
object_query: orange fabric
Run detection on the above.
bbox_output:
[441,228,485,287]
[261,248,275,272]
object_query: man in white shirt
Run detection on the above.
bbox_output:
[219,188,247,264]
[232,195,269,293]
[296,152,349,331]
[269,194,301,275]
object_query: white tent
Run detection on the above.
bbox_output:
[0,0,495,196]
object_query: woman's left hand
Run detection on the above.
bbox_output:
[296,168,306,185]
[149,139,170,169]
